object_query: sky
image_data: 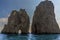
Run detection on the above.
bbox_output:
[0,0,60,31]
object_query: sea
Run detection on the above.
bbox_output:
[0,34,60,40]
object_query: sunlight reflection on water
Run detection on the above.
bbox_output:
[28,34,36,40]
[55,35,60,40]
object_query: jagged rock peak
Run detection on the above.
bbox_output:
[31,1,60,34]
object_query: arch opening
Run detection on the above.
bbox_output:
[18,30,21,34]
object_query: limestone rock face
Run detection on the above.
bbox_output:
[2,9,30,34]
[31,1,60,34]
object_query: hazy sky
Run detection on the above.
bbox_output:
[0,0,60,28]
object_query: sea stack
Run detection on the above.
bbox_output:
[31,0,60,34]
[1,9,30,34]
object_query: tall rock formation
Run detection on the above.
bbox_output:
[1,9,30,34]
[31,1,60,34]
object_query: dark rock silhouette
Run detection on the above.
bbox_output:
[31,1,60,34]
[1,9,30,34]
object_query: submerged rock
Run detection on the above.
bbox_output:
[31,1,60,34]
[1,9,30,34]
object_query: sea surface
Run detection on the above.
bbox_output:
[0,34,60,40]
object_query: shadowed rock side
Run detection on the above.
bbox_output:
[1,9,30,34]
[31,1,60,34]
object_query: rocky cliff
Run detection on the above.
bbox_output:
[1,9,30,34]
[31,1,60,34]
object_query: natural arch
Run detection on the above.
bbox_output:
[1,9,30,34]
